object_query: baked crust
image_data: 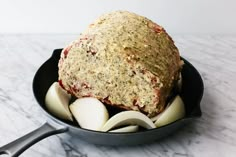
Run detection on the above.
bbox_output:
[58,11,182,117]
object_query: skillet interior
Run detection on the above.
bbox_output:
[32,49,204,145]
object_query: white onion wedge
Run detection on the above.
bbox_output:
[109,125,139,133]
[45,82,73,121]
[155,95,185,127]
[70,98,109,131]
[100,111,155,132]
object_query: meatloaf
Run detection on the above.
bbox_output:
[58,11,182,117]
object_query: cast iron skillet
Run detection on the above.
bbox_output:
[0,49,204,157]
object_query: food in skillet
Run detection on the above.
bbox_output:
[45,82,185,132]
[45,11,185,132]
[58,11,182,118]
[45,82,73,121]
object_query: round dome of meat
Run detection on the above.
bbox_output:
[58,11,182,117]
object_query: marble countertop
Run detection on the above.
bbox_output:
[0,34,235,157]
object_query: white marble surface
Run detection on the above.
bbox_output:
[0,34,236,157]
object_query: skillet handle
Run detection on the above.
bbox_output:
[0,122,68,157]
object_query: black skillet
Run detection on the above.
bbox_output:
[0,49,204,157]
